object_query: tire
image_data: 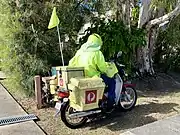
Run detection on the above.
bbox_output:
[61,102,88,129]
[119,86,137,111]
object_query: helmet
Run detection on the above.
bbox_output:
[87,33,103,46]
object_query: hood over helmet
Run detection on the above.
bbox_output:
[80,33,103,52]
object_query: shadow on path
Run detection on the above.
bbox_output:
[84,102,178,132]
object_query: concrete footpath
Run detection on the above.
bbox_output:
[0,82,45,135]
[122,115,180,135]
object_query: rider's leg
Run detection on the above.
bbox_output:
[100,74,116,107]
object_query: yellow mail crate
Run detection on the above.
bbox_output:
[56,66,84,88]
[68,77,105,111]
[49,79,57,94]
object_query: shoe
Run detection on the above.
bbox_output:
[106,105,115,113]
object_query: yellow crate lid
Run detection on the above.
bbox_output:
[68,83,76,91]
[70,77,105,89]
[56,66,84,71]
[49,79,57,85]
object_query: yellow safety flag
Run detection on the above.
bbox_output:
[48,7,60,29]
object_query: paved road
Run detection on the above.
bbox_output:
[122,115,180,135]
[0,83,45,135]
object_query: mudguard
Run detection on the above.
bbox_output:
[123,83,136,88]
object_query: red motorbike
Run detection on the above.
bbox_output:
[55,52,137,129]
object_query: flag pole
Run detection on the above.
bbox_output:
[56,25,65,66]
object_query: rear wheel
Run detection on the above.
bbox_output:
[119,87,137,111]
[61,102,87,129]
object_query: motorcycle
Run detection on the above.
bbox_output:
[54,51,137,129]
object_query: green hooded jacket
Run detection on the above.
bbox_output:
[68,39,107,77]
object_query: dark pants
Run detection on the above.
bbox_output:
[101,74,116,107]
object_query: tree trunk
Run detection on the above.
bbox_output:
[139,29,156,75]
[116,0,131,31]
[15,0,20,7]
[146,27,159,74]
[146,4,180,29]
[137,0,153,74]
[137,1,180,75]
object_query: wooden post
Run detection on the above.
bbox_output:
[34,75,43,109]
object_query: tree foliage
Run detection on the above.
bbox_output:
[151,0,178,12]
[80,17,146,73]
[154,14,180,72]
[0,0,180,96]
[0,0,85,95]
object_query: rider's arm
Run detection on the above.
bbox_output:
[94,51,107,74]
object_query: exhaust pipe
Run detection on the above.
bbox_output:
[69,110,101,119]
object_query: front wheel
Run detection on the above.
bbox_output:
[61,102,87,129]
[119,87,137,111]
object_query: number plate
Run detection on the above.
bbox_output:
[55,102,62,110]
